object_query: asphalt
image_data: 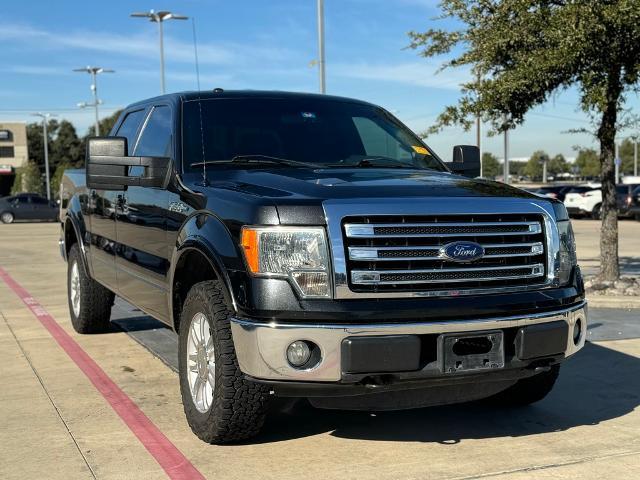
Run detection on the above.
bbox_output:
[1,221,640,480]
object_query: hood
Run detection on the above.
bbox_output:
[192,167,537,201]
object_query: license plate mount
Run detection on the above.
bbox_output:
[439,330,505,374]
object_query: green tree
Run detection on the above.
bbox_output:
[510,161,527,178]
[481,152,500,178]
[408,0,640,281]
[51,161,72,200]
[575,148,600,178]
[11,161,44,196]
[618,138,638,176]
[523,150,549,181]
[548,154,569,177]
[85,109,122,138]
[50,121,84,168]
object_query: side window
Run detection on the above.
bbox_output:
[115,109,146,155]
[32,197,48,205]
[352,117,413,161]
[134,106,172,158]
[17,196,29,204]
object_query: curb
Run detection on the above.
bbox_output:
[586,295,640,309]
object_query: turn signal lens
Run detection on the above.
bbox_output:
[240,228,259,273]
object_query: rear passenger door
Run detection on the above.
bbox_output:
[87,108,146,292]
[115,105,172,321]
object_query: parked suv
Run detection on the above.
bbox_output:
[617,184,640,218]
[59,91,586,443]
[565,184,640,219]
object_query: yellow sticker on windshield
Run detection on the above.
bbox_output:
[412,146,430,155]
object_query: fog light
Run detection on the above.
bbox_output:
[287,341,311,367]
[573,317,583,346]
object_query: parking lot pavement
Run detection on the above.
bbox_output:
[1,222,640,480]
[572,218,640,276]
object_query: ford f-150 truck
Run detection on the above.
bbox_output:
[59,90,587,444]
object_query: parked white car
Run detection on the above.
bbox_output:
[564,186,601,218]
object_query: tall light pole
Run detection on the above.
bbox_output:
[632,135,638,177]
[503,116,510,184]
[317,0,326,93]
[615,141,620,184]
[73,66,114,136]
[476,72,482,176]
[32,113,56,200]
[131,10,189,94]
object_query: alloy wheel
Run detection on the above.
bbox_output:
[186,312,215,413]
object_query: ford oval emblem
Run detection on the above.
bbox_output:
[440,241,485,263]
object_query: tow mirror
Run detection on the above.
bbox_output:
[86,137,170,190]
[448,145,481,178]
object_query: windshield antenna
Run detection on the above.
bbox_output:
[195,92,208,186]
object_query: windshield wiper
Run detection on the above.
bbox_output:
[191,155,319,168]
[323,156,414,169]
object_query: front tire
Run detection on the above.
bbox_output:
[591,204,602,220]
[178,280,269,444]
[486,365,560,406]
[1,212,14,224]
[67,243,114,333]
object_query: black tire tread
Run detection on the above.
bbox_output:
[179,280,269,444]
[67,243,114,333]
[487,365,560,406]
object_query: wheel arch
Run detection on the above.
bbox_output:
[168,213,241,333]
[62,209,91,276]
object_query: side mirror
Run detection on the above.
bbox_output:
[86,137,170,190]
[448,145,481,178]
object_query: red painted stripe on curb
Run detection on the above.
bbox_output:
[0,267,205,480]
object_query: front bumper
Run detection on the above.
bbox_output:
[230,301,587,383]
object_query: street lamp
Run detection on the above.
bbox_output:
[316,0,326,94]
[31,112,57,200]
[73,66,114,136]
[130,10,189,94]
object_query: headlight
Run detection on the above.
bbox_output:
[557,220,577,285]
[241,226,331,298]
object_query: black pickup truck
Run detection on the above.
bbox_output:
[59,90,587,443]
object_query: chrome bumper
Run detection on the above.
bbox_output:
[230,301,588,382]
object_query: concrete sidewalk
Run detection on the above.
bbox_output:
[1,222,640,480]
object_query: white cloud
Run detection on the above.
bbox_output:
[332,61,471,90]
[0,22,294,67]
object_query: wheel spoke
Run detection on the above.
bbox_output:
[186,312,215,413]
[205,336,214,356]
[199,316,207,344]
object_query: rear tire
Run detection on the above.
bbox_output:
[486,365,560,406]
[1,212,14,224]
[178,280,270,444]
[591,204,602,220]
[67,243,114,333]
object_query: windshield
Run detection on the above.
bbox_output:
[182,97,445,172]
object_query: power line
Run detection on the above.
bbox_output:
[0,107,122,113]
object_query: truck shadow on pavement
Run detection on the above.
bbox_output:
[257,342,640,444]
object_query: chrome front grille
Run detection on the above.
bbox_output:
[342,214,547,293]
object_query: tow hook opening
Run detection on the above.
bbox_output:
[452,336,493,356]
[573,317,583,346]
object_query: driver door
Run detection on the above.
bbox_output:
[115,105,172,321]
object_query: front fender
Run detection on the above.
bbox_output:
[168,212,244,326]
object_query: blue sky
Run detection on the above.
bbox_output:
[1,0,632,160]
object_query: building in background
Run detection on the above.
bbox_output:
[0,122,29,196]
